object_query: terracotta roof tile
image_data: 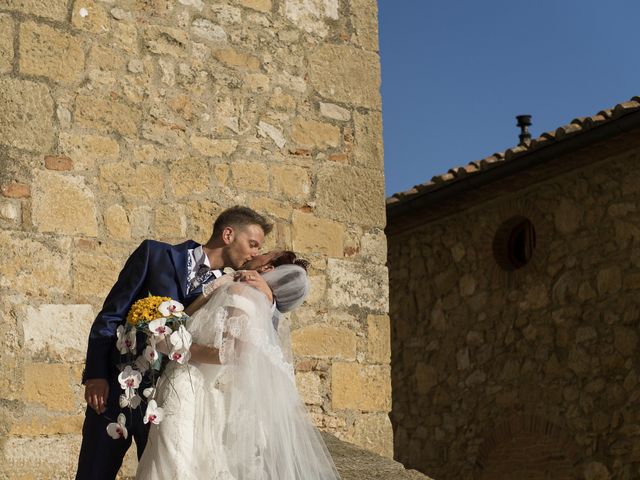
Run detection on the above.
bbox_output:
[387,96,640,205]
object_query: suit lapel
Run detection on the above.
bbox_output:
[169,240,200,300]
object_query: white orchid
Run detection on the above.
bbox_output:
[169,347,191,364]
[106,413,128,439]
[143,399,164,425]
[119,392,142,409]
[169,325,192,351]
[144,344,159,363]
[167,325,192,364]
[148,318,173,338]
[116,325,136,354]
[158,300,185,318]
[118,366,142,398]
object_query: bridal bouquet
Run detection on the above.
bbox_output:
[106,295,193,440]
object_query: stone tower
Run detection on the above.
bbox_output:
[0,1,389,477]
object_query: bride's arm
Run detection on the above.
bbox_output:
[189,344,221,364]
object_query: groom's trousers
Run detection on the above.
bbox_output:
[75,377,149,480]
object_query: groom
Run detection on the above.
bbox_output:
[76,206,273,480]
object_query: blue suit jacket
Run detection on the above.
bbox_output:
[83,239,204,382]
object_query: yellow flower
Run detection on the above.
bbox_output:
[127,295,172,326]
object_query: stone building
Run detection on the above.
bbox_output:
[387,98,640,480]
[0,1,395,478]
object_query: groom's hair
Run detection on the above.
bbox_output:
[212,206,273,238]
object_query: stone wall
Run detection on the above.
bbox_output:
[389,147,640,480]
[0,1,389,478]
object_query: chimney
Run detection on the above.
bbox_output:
[516,115,532,146]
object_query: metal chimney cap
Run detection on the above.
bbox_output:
[516,115,532,146]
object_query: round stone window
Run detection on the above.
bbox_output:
[492,216,536,271]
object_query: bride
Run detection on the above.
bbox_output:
[136,251,340,479]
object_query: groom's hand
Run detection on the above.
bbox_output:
[235,270,273,302]
[84,378,109,414]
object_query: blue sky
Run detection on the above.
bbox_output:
[379,1,640,195]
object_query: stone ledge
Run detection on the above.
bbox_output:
[322,432,434,480]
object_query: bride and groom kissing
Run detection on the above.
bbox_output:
[76,206,340,479]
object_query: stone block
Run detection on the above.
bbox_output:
[296,371,323,405]
[309,44,381,108]
[142,119,187,147]
[0,232,71,296]
[212,48,261,70]
[597,266,622,296]
[1,182,30,198]
[59,132,120,171]
[0,77,54,152]
[154,203,187,240]
[1,435,82,479]
[359,229,387,264]
[0,200,20,222]
[73,246,122,298]
[315,163,385,227]
[72,0,111,34]
[415,362,438,394]
[191,135,238,157]
[10,413,85,436]
[554,199,583,234]
[367,314,390,364]
[291,323,357,360]
[291,118,341,149]
[75,95,141,137]
[19,22,85,84]
[169,157,212,198]
[0,0,68,21]
[44,155,73,171]
[320,102,350,121]
[239,0,271,12]
[87,43,127,83]
[353,110,383,170]
[145,25,188,57]
[23,363,79,412]
[230,162,270,192]
[269,93,296,111]
[99,163,165,203]
[342,412,393,458]
[32,170,98,236]
[331,362,391,412]
[583,461,610,480]
[327,259,388,312]
[112,22,138,53]
[306,275,326,305]
[257,120,286,148]
[130,205,153,238]
[350,0,379,51]
[284,0,338,37]
[103,204,131,240]
[248,197,292,220]
[23,304,95,363]
[614,326,638,357]
[243,73,270,92]
[291,211,344,257]
[185,199,222,241]
[0,14,13,73]
[459,274,476,297]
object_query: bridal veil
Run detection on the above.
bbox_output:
[186,264,339,480]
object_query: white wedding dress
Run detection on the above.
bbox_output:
[136,266,340,479]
